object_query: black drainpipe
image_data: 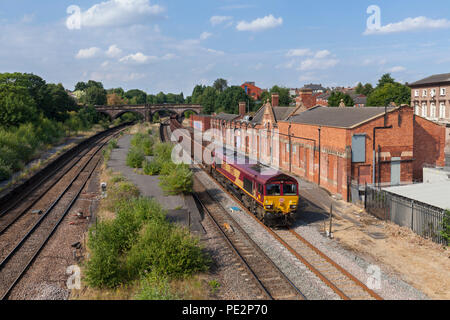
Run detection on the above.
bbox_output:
[318,127,321,186]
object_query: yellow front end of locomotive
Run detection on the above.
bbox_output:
[264,196,299,214]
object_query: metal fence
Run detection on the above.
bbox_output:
[365,185,447,245]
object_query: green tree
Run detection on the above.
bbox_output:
[214,86,255,114]
[84,86,107,105]
[0,83,38,127]
[377,73,395,88]
[355,82,374,96]
[366,82,411,106]
[46,83,77,121]
[125,89,147,104]
[328,91,354,107]
[213,78,228,93]
[75,82,87,91]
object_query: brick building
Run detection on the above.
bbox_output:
[210,98,447,201]
[190,114,211,132]
[409,73,450,122]
[241,82,263,101]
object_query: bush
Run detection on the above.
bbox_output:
[143,159,162,176]
[154,143,173,162]
[131,133,154,156]
[441,210,450,245]
[135,271,178,300]
[104,181,140,211]
[159,164,193,195]
[126,219,209,279]
[0,159,12,181]
[126,147,145,168]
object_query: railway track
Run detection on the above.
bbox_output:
[160,122,306,300]
[0,125,128,300]
[165,120,383,300]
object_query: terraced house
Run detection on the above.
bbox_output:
[410,73,450,123]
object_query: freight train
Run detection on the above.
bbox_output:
[168,119,299,227]
[206,150,299,227]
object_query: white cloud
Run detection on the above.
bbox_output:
[200,32,212,40]
[299,57,338,71]
[314,50,330,59]
[106,44,122,58]
[206,48,225,55]
[210,16,232,26]
[386,66,406,73]
[76,47,101,59]
[161,53,176,60]
[236,14,283,32]
[364,16,450,35]
[362,58,387,66]
[76,0,165,28]
[286,48,312,57]
[119,52,156,63]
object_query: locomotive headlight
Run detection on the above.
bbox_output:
[264,201,273,210]
[290,205,297,209]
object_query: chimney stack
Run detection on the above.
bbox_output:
[271,93,279,107]
[239,101,246,117]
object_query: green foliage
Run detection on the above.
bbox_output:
[85,176,209,289]
[366,82,411,106]
[83,86,107,105]
[0,83,38,127]
[159,164,193,195]
[103,139,119,162]
[126,147,145,168]
[328,91,354,107]
[126,219,208,278]
[152,113,160,123]
[135,271,178,300]
[377,73,395,88]
[125,89,147,104]
[213,78,228,93]
[259,85,292,107]
[441,210,450,245]
[355,82,374,96]
[214,86,256,114]
[143,159,162,175]
[130,133,154,156]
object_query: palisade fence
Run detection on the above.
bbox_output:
[365,185,447,245]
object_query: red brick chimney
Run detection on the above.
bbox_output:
[296,88,316,109]
[239,101,246,117]
[271,93,279,107]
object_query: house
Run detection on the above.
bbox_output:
[409,73,450,122]
[241,82,263,101]
[303,83,326,94]
[211,98,447,202]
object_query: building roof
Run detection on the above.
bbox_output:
[409,73,450,87]
[383,181,450,210]
[303,83,326,91]
[287,106,397,129]
[251,106,296,125]
[353,96,367,105]
[214,112,239,121]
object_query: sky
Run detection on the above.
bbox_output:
[1,0,450,95]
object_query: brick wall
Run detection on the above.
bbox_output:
[190,114,211,132]
[413,115,447,180]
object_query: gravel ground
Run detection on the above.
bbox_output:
[192,166,340,300]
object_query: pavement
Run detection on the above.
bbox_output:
[107,134,204,234]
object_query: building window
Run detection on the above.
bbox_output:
[431,89,436,97]
[430,103,436,119]
[351,134,366,163]
[415,103,420,115]
[440,103,446,119]
[293,145,297,154]
[414,90,419,97]
[422,103,427,117]
[441,88,446,96]
[423,89,427,97]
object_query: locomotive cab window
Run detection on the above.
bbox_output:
[283,183,298,196]
[266,183,281,196]
[243,178,253,194]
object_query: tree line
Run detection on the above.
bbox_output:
[327,74,411,107]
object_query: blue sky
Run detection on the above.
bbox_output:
[1,0,450,95]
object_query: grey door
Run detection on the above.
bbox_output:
[390,157,401,186]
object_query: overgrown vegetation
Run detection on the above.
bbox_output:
[103,139,119,162]
[0,72,114,182]
[441,210,450,245]
[84,174,210,297]
[126,128,193,195]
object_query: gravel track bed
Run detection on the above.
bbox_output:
[291,220,429,300]
[0,139,107,262]
[192,166,340,300]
